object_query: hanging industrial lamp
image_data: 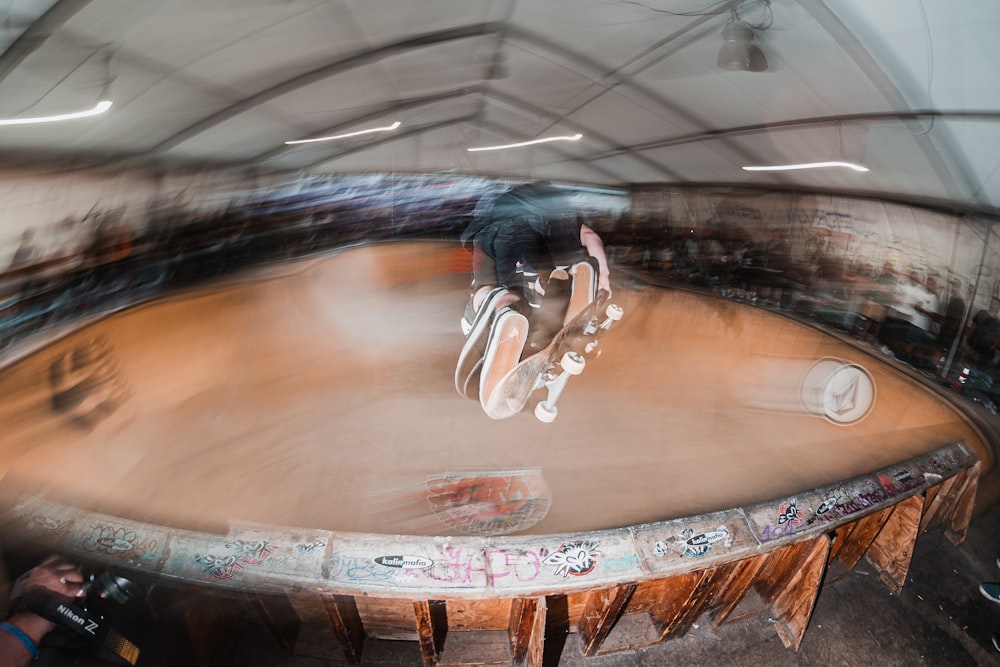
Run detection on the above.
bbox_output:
[717,6,769,72]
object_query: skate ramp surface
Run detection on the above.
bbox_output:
[0,242,988,536]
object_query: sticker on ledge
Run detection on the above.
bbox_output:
[655,526,734,558]
[542,540,600,577]
[373,555,434,570]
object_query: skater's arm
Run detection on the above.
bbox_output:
[580,225,611,293]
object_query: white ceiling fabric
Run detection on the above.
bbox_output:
[1,0,998,213]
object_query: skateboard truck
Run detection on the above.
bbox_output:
[479,290,625,421]
[583,303,624,355]
[534,302,623,422]
[533,351,586,423]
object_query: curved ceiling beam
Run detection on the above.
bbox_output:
[579,110,1000,163]
[0,0,93,86]
[254,85,487,162]
[502,24,767,168]
[470,118,628,183]
[302,112,626,183]
[146,20,718,175]
[525,3,733,137]
[799,0,967,203]
[480,89,681,181]
[149,22,506,155]
[248,84,677,180]
[605,0,737,79]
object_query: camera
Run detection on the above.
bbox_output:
[13,567,143,665]
[82,569,142,607]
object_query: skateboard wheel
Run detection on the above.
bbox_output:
[606,304,624,320]
[535,401,558,422]
[560,351,585,375]
[585,341,598,354]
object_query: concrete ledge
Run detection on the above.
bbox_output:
[0,441,977,600]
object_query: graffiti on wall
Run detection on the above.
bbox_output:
[754,474,909,541]
[22,514,74,545]
[194,539,274,581]
[82,524,157,556]
[322,540,608,586]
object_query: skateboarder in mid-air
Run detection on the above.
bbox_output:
[456,181,612,406]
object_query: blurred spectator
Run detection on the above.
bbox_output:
[9,230,38,268]
[932,278,967,355]
[965,296,1000,367]
[876,262,899,293]
[855,263,897,343]
[899,270,940,331]
[879,269,939,363]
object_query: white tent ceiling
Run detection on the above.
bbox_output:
[2,0,999,214]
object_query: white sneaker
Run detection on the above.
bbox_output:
[460,287,503,337]
[479,307,530,410]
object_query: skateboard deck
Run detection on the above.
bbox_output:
[481,289,622,421]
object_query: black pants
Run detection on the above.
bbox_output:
[470,213,586,295]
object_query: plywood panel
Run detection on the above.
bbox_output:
[355,597,419,641]
[248,590,299,653]
[866,495,923,593]
[834,507,893,571]
[944,464,980,544]
[444,598,511,631]
[508,597,546,666]
[183,593,241,667]
[414,600,445,667]
[768,536,830,651]
[578,584,636,656]
[322,594,365,664]
[649,564,737,641]
[711,553,770,626]
[920,476,958,533]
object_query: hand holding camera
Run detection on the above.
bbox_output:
[2,556,140,667]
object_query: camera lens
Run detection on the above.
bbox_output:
[91,571,139,604]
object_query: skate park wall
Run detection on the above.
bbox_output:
[1,168,999,663]
[624,184,1000,335]
[3,165,999,359]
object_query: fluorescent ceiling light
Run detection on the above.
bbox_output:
[743,161,869,173]
[0,100,112,126]
[467,133,583,152]
[285,121,401,145]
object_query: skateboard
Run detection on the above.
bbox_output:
[456,261,599,400]
[480,289,623,421]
